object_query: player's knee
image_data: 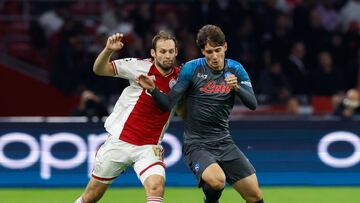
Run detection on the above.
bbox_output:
[146,180,164,196]
[207,177,226,190]
[82,194,98,203]
[82,191,103,203]
[244,190,263,203]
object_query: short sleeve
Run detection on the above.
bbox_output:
[111,58,152,80]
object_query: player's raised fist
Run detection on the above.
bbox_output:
[106,33,124,51]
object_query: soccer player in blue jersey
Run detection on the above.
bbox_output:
[137,24,264,203]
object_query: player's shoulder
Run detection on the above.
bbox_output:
[186,58,206,66]
[226,58,244,70]
[115,57,153,70]
[182,58,205,70]
[116,57,152,64]
[179,58,204,77]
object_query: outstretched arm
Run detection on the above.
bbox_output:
[93,33,124,76]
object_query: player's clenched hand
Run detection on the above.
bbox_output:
[136,74,156,91]
[105,33,124,51]
[225,74,239,89]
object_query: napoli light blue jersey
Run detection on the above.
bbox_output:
[152,58,256,144]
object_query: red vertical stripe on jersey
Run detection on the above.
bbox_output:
[118,65,179,145]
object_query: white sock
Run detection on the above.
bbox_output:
[74,196,84,203]
[147,196,163,203]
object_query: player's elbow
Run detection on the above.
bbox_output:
[247,98,257,111]
[249,103,257,111]
[93,65,102,75]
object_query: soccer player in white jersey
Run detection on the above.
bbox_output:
[74,31,180,203]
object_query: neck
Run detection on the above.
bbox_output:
[155,64,172,76]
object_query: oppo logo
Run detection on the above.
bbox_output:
[0,132,182,179]
[318,131,360,168]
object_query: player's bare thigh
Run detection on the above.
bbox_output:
[232,174,263,202]
[81,178,109,203]
[201,163,226,190]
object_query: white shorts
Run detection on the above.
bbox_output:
[91,135,165,185]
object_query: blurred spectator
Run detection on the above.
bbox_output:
[287,97,301,116]
[304,8,331,67]
[228,16,259,76]
[283,41,309,95]
[257,60,291,104]
[189,0,220,32]
[334,88,360,119]
[342,38,360,90]
[50,19,91,94]
[339,0,360,33]
[257,0,282,36]
[292,0,316,37]
[101,1,132,33]
[316,0,340,32]
[38,3,69,37]
[182,35,199,62]
[263,13,292,66]
[309,51,344,96]
[276,0,302,13]
[328,32,346,67]
[72,89,108,119]
[132,2,153,40]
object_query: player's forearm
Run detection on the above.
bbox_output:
[236,85,257,110]
[150,88,182,112]
[93,48,114,76]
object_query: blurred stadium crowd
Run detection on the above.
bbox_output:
[1,0,360,118]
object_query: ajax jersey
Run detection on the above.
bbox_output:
[105,58,179,145]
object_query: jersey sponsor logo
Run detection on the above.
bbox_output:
[240,81,252,88]
[199,81,231,94]
[169,78,177,88]
[197,73,208,79]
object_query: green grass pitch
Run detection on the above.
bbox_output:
[1,187,360,203]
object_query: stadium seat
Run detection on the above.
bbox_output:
[311,96,333,114]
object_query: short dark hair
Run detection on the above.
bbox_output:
[152,30,178,50]
[196,24,226,49]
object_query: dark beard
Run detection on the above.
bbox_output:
[155,60,173,71]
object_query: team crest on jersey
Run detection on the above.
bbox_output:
[194,163,200,173]
[169,78,177,88]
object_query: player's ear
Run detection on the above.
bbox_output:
[150,49,156,58]
[201,48,206,56]
[224,42,228,52]
[175,48,178,56]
